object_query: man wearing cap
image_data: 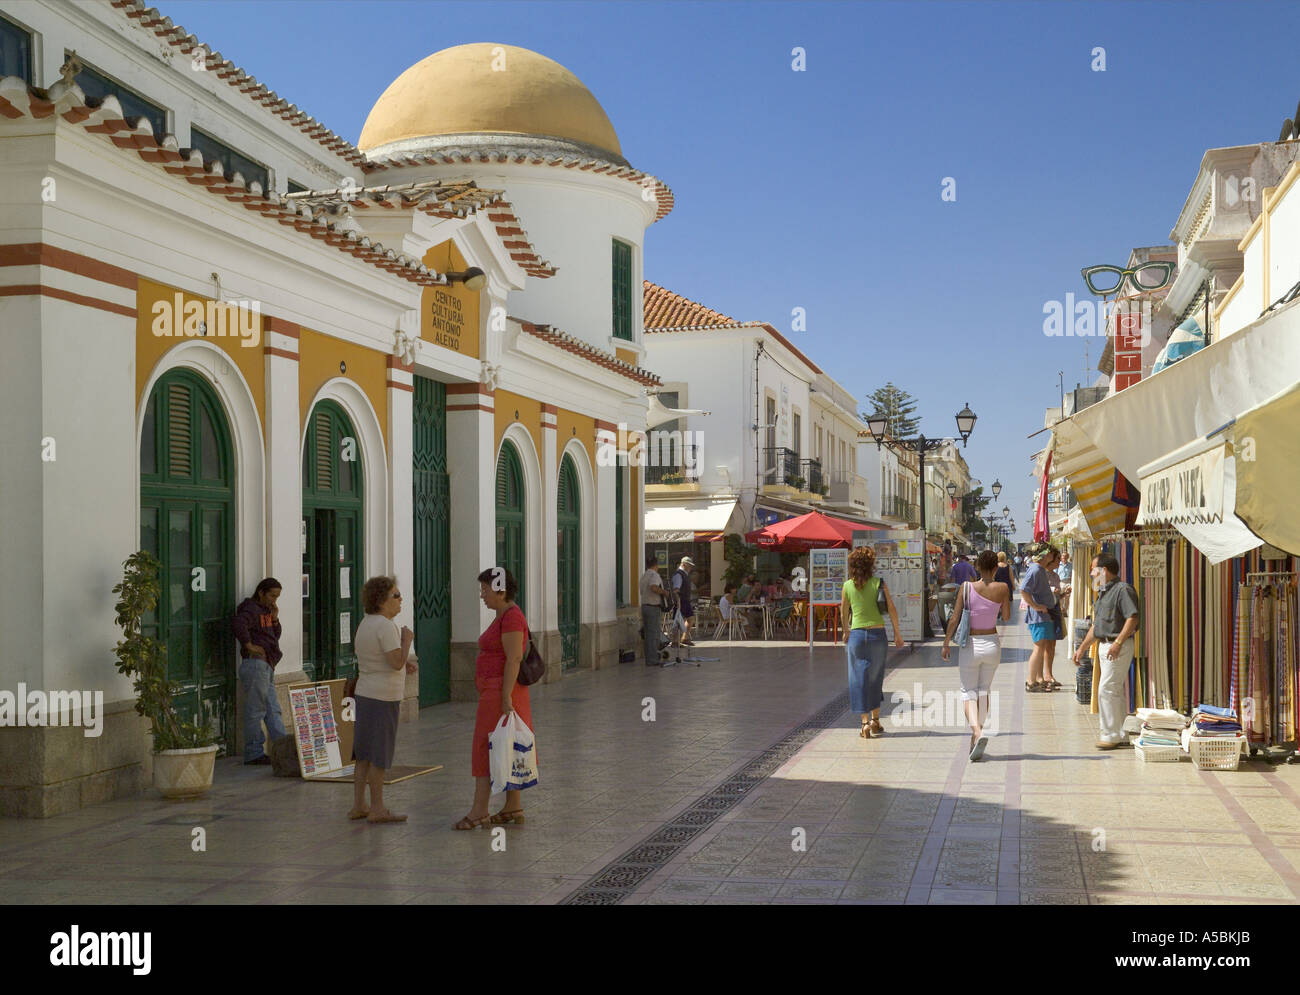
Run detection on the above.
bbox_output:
[671,556,697,648]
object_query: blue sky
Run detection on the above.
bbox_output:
[168,0,1299,540]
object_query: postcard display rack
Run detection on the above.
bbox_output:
[854,529,925,643]
[808,547,849,647]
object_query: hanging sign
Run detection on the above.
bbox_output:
[1139,544,1167,579]
[1137,444,1226,524]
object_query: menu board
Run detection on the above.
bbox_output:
[809,547,848,606]
[853,529,925,643]
[289,683,344,778]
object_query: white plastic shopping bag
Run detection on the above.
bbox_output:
[488,712,538,794]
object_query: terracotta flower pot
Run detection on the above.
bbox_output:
[153,744,219,799]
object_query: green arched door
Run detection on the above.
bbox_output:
[139,369,236,746]
[302,401,364,682]
[557,455,581,672]
[495,441,526,617]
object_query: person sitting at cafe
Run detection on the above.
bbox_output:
[737,576,755,603]
[764,578,781,601]
[719,585,738,620]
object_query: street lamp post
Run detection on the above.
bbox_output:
[865,403,977,637]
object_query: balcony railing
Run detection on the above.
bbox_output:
[763,447,800,487]
[801,458,824,494]
[883,495,919,522]
[646,443,699,485]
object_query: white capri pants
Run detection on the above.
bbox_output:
[958,634,1001,701]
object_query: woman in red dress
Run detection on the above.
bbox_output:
[454,567,536,830]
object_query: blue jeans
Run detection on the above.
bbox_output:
[846,628,888,714]
[239,657,286,761]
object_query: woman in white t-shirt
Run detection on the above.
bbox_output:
[348,575,414,824]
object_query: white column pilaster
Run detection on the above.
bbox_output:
[264,319,303,678]
[541,404,559,636]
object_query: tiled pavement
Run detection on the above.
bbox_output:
[4,605,1300,905]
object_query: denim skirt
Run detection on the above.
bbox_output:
[846,627,888,713]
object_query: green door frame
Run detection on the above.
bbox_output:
[557,454,581,672]
[139,368,236,747]
[413,376,451,705]
[495,440,526,617]
[302,400,364,682]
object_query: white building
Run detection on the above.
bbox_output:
[640,282,878,592]
[0,1,670,814]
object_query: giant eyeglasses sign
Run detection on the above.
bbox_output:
[1081,262,1174,296]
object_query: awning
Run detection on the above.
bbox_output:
[1135,434,1261,563]
[645,499,742,543]
[1235,379,1300,555]
[1136,436,1229,525]
[1046,299,1300,546]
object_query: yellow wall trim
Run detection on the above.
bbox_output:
[299,328,389,443]
[1215,273,1244,325]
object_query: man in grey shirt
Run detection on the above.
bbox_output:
[1073,552,1140,749]
[639,555,669,666]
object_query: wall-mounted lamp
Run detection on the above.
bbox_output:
[445,267,487,291]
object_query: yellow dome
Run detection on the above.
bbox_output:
[359,44,622,159]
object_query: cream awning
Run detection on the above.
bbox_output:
[644,499,742,543]
[1136,436,1229,525]
[1045,299,1300,547]
[1235,379,1300,555]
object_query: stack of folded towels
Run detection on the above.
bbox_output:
[1134,708,1189,749]
[1191,703,1243,738]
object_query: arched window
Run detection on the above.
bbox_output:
[495,440,526,616]
[139,369,236,744]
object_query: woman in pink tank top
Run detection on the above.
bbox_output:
[942,550,1011,760]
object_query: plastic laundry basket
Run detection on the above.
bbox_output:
[1075,662,1092,705]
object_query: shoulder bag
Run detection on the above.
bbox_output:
[954,582,971,648]
[507,608,546,686]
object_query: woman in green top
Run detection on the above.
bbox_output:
[840,546,905,738]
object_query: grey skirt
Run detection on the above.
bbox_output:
[353,695,400,769]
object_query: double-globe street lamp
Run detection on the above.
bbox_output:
[865,403,977,637]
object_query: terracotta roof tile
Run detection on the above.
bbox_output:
[511,317,661,387]
[0,77,445,287]
[643,279,738,328]
[286,180,556,278]
[110,0,365,168]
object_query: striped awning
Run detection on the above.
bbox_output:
[1047,417,1129,537]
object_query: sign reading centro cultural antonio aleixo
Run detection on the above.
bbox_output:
[428,286,465,350]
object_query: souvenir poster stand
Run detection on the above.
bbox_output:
[854,529,925,643]
[286,679,352,779]
[808,546,848,648]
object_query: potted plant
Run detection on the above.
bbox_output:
[787,475,806,491]
[818,483,830,497]
[113,550,219,799]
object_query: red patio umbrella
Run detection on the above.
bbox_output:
[745,510,874,552]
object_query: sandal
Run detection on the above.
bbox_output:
[1025,681,1049,693]
[367,809,408,824]
[452,814,490,831]
[490,808,525,825]
[1047,679,1062,689]
[870,720,885,736]
[347,808,370,821]
[860,721,873,739]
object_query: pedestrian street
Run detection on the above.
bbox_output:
[2,604,1298,906]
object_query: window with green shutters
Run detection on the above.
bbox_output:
[612,239,633,340]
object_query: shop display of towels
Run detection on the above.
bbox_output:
[1134,707,1188,748]
[1191,702,1243,738]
